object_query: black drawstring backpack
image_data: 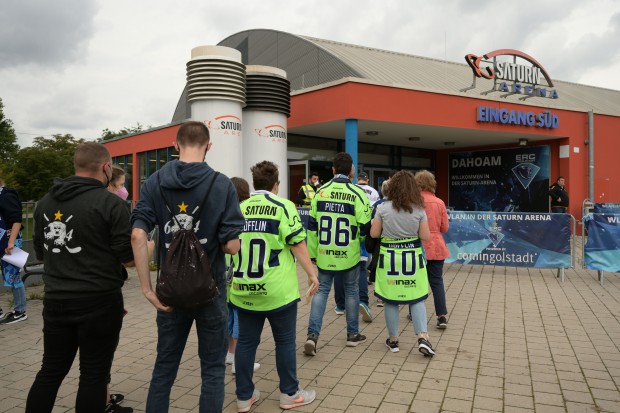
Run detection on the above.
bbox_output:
[155,172,220,309]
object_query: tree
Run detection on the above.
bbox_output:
[100,122,145,141]
[13,134,85,201]
[0,97,19,171]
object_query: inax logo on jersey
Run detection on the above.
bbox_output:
[204,115,242,136]
[319,249,348,257]
[465,49,559,99]
[233,283,267,291]
[255,124,287,143]
[387,279,417,286]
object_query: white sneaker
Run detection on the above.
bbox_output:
[232,362,261,374]
[280,388,316,409]
[237,389,260,412]
[226,352,235,365]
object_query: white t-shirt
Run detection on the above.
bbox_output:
[357,183,380,205]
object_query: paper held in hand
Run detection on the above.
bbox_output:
[1,247,29,269]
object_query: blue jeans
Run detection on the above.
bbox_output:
[228,303,239,339]
[427,260,447,316]
[12,285,27,313]
[26,293,124,413]
[235,305,298,400]
[334,260,369,307]
[309,267,359,336]
[384,301,427,336]
[146,294,228,413]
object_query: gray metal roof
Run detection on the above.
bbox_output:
[300,34,620,116]
[172,29,620,122]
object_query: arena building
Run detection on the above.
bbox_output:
[102,29,620,218]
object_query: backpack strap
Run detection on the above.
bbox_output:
[156,171,220,277]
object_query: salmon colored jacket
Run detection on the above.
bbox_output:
[421,191,450,260]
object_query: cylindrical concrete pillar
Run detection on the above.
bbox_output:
[242,65,291,198]
[187,45,246,178]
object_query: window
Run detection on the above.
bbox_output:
[137,146,176,192]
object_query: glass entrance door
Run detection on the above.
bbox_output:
[288,160,308,204]
[368,167,392,197]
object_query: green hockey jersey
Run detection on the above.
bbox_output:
[374,237,429,304]
[230,192,306,312]
[308,178,371,272]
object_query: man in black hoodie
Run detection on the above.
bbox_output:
[130,121,245,413]
[549,176,569,213]
[27,142,135,413]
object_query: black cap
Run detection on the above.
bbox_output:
[358,171,369,180]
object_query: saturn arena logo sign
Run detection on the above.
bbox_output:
[254,124,287,143]
[465,49,559,99]
[204,115,242,136]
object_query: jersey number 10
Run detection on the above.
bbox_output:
[233,239,267,279]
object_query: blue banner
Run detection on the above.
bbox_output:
[593,203,620,214]
[445,211,571,268]
[449,146,550,212]
[584,213,620,272]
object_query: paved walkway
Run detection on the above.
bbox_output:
[1,261,619,412]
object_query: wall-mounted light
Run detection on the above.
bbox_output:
[365,131,379,136]
[519,138,528,146]
[444,141,455,146]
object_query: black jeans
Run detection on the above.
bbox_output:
[26,292,124,413]
[427,260,448,316]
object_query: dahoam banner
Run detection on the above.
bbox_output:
[445,211,571,268]
[449,146,550,212]
[584,213,620,273]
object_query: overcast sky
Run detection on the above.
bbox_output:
[1,0,619,147]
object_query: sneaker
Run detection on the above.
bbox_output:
[109,393,124,405]
[418,338,435,357]
[377,300,384,307]
[231,362,260,374]
[359,303,373,323]
[226,352,235,365]
[436,316,448,329]
[385,338,399,353]
[334,306,345,315]
[346,333,367,347]
[0,311,27,324]
[280,388,316,409]
[304,333,318,356]
[237,389,260,412]
[105,405,133,413]
[0,309,7,321]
